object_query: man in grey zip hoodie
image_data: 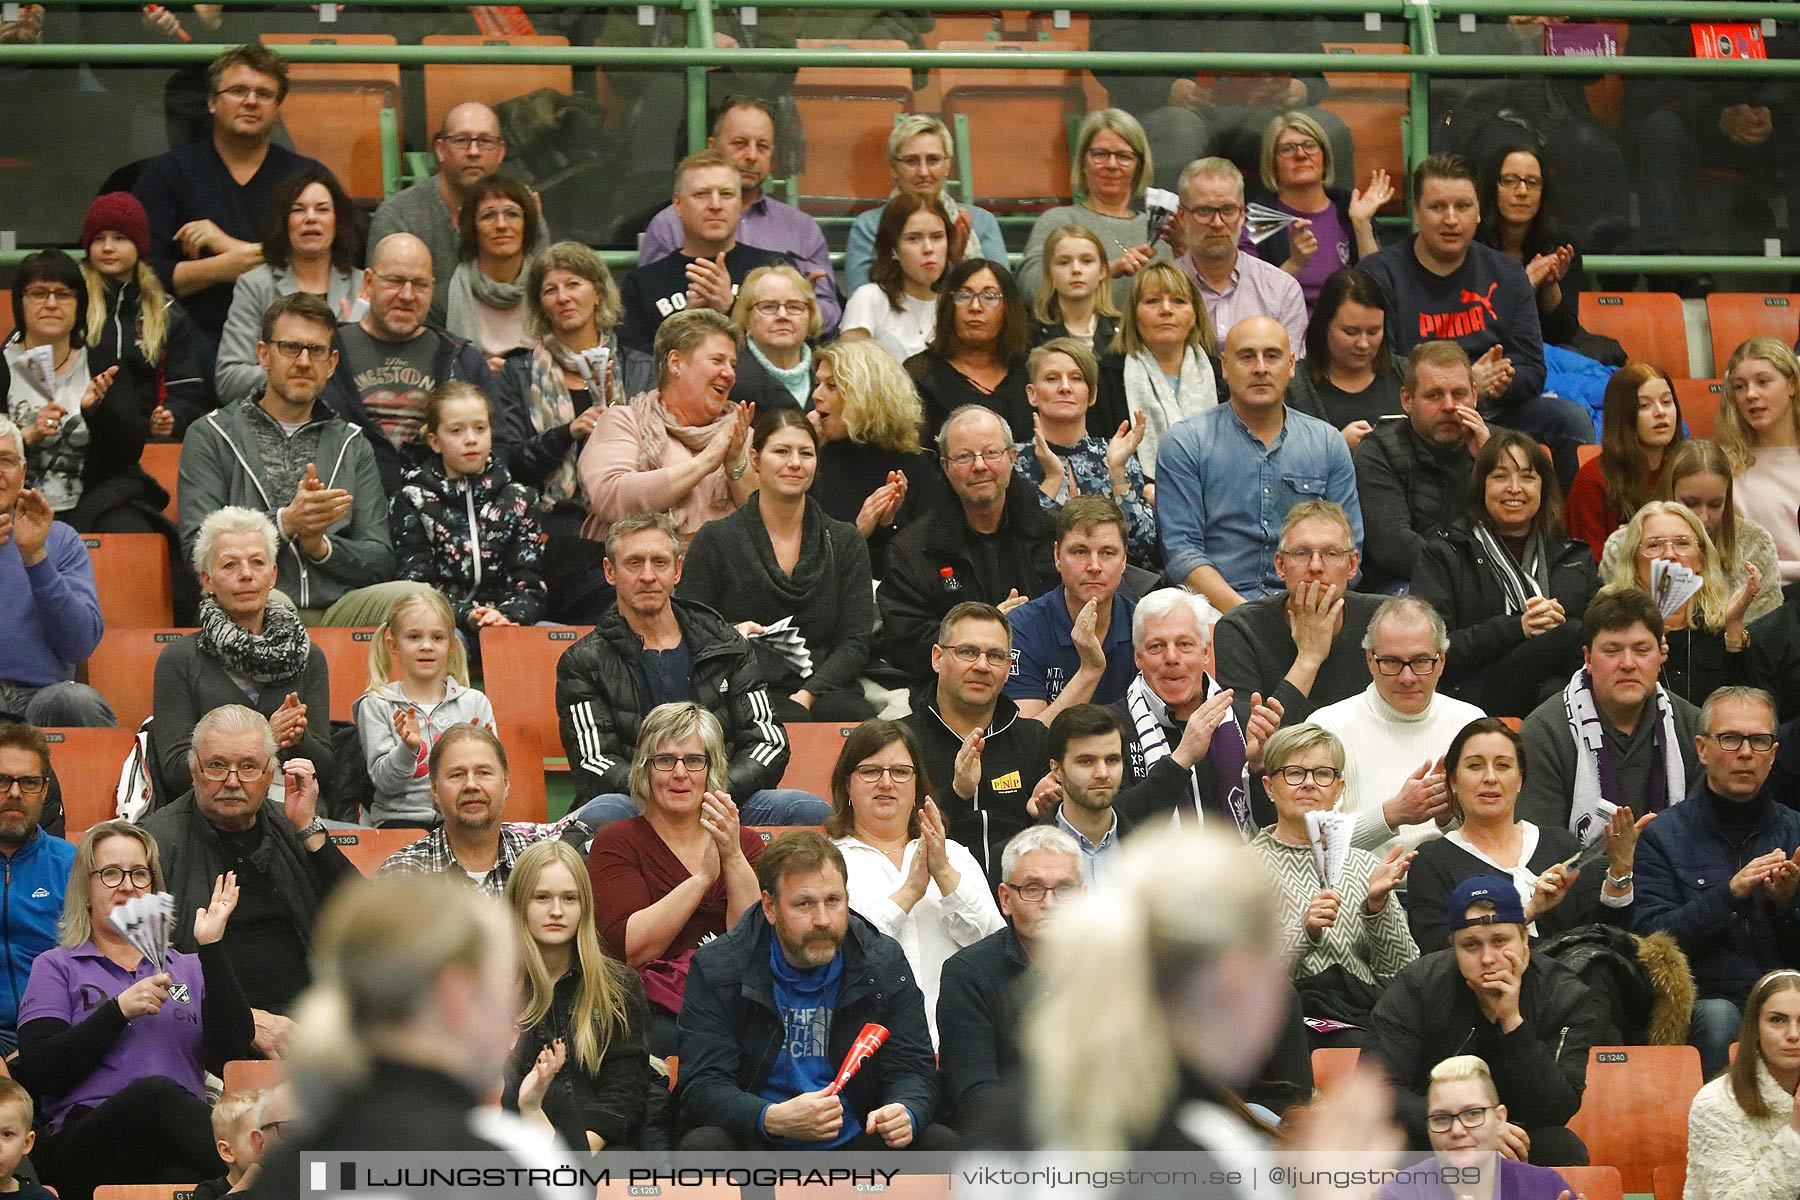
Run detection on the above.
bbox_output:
[176,292,420,625]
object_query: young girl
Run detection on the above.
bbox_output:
[353,589,497,828]
[78,192,211,439]
[840,192,953,364]
[1030,224,1121,351]
[1564,362,1683,561]
[391,380,548,638]
[1721,336,1800,584]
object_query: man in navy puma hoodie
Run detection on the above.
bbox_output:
[1360,151,1594,489]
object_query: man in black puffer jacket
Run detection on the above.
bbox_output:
[556,511,822,827]
[1367,876,1597,1166]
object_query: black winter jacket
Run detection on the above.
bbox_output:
[87,273,213,436]
[555,598,790,803]
[906,690,1050,882]
[936,924,1030,1124]
[674,905,938,1144]
[1353,418,1475,591]
[391,454,548,633]
[1367,948,1597,1148]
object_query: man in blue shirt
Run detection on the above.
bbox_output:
[1157,315,1362,614]
[0,724,75,1054]
[1005,495,1138,724]
[675,832,952,1150]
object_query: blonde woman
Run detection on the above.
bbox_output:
[504,840,653,1151]
[1720,336,1800,583]
[808,338,935,573]
[1030,225,1122,350]
[1248,111,1391,309]
[844,115,1003,293]
[1686,969,1800,1200]
[1097,261,1218,481]
[1606,500,1762,706]
[1373,1056,1579,1200]
[728,265,821,409]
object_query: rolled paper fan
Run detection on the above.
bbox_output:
[1245,202,1303,246]
[1650,557,1704,620]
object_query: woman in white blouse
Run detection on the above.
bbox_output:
[826,719,1004,1047]
[1686,968,1800,1200]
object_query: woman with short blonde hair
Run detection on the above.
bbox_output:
[843,114,1004,292]
[729,264,821,408]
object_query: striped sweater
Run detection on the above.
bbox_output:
[1250,830,1418,985]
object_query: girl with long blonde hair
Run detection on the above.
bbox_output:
[1720,336,1800,584]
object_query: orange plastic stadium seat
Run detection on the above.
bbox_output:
[84,533,173,628]
[0,289,12,341]
[140,441,181,523]
[1576,443,1601,468]
[1673,378,1724,440]
[778,723,852,798]
[498,723,549,824]
[306,626,377,724]
[935,41,1085,210]
[1706,292,1800,376]
[327,827,427,876]
[1652,1164,1685,1200]
[93,1188,199,1200]
[421,35,572,139]
[221,1058,283,1093]
[776,1179,949,1200]
[1320,42,1410,206]
[479,625,592,773]
[1566,1044,1702,1192]
[792,40,915,210]
[85,628,197,732]
[1555,1165,1624,1200]
[40,726,136,839]
[1310,1045,1360,1092]
[260,34,400,204]
[1578,293,1690,377]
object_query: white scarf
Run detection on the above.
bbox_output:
[1124,671,1254,839]
[1562,667,1685,845]
[1121,347,1217,480]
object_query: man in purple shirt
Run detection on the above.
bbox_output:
[1173,157,1308,355]
[638,98,840,330]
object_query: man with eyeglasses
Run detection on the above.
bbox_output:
[1368,875,1596,1164]
[1311,595,1485,854]
[133,45,326,342]
[180,293,412,626]
[369,102,522,328]
[0,725,74,1055]
[140,704,355,1057]
[879,405,1057,685]
[1359,152,1594,491]
[1159,316,1361,614]
[319,233,495,493]
[640,99,841,331]
[1635,685,1800,1077]
[617,149,790,372]
[1172,158,1306,352]
[935,824,1083,1127]
[1356,342,1489,593]
[904,602,1051,884]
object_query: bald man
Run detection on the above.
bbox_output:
[1155,316,1362,611]
[368,102,546,326]
[319,233,494,491]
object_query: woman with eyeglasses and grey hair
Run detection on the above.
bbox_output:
[825,719,1002,1048]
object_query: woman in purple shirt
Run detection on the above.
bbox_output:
[13,820,253,1200]
[1377,1055,1577,1200]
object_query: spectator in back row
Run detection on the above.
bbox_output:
[132,44,326,341]
[0,417,111,726]
[1158,316,1361,612]
[1247,112,1392,310]
[321,233,494,495]
[1173,157,1307,352]
[443,174,541,370]
[178,293,414,627]
[215,169,361,407]
[367,101,512,329]
[844,115,1003,294]
[557,511,821,824]
[0,724,74,1054]
[641,97,841,331]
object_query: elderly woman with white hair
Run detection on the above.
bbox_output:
[149,506,333,806]
[843,115,1006,293]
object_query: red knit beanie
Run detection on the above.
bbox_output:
[80,192,152,261]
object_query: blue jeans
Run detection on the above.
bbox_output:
[1691,996,1742,1081]
[0,680,116,727]
[575,788,831,831]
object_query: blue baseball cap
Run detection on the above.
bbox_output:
[1446,875,1528,932]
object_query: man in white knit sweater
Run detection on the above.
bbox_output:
[1311,595,1485,853]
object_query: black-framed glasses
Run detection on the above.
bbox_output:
[649,753,710,774]
[852,764,918,784]
[1272,765,1342,787]
[0,773,48,798]
[940,643,1009,665]
[1185,204,1242,223]
[1709,732,1778,753]
[1426,1106,1492,1133]
[268,340,332,361]
[1372,654,1442,676]
[440,134,505,152]
[1496,174,1543,191]
[942,448,1011,469]
[92,866,154,889]
[21,287,76,305]
[1085,148,1139,165]
[1274,139,1322,158]
[216,85,279,103]
[952,289,1004,307]
[198,760,268,783]
[1004,882,1084,903]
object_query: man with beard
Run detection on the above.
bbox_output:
[1041,705,1129,883]
[675,831,950,1150]
[318,233,494,492]
[377,724,587,894]
[0,724,73,1054]
[141,704,355,1057]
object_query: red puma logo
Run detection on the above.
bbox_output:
[1459,283,1500,321]
[1420,282,1502,340]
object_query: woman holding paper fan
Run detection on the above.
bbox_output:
[677,407,877,723]
[1405,717,1639,955]
[494,242,626,623]
[1246,724,1418,1048]
[1412,431,1598,718]
[1245,111,1391,311]
[13,821,253,1200]
[1603,501,1762,707]
[826,720,1003,1048]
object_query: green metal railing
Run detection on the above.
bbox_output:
[4,0,1800,274]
